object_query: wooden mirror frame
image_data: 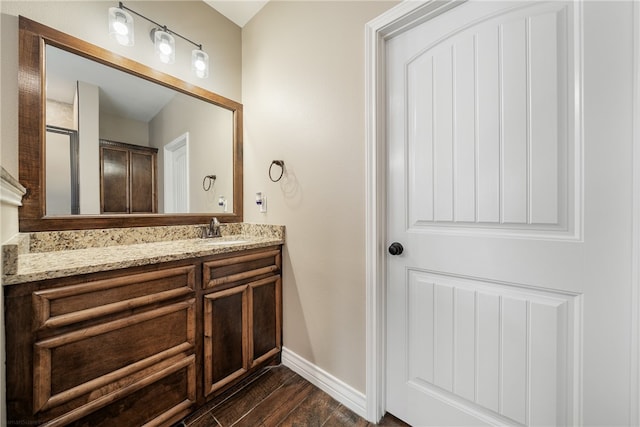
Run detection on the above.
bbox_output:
[18,16,243,232]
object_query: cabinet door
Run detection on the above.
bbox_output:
[203,285,249,396]
[249,276,282,367]
[130,150,156,213]
[100,146,129,213]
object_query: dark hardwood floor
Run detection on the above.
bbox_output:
[179,365,409,427]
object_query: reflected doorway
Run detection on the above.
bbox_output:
[46,125,79,215]
[164,132,190,213]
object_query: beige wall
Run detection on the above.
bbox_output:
[242,0,398,393]
[47,99,75,129]
[100,112,150,146]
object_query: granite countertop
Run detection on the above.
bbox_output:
[2,224,284,286]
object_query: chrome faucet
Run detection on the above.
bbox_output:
[202,217,221,238]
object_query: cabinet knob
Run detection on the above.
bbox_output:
[388,242,404,256]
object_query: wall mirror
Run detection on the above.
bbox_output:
[19,16,243,231]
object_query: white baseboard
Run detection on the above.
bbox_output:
[281,346,368,420]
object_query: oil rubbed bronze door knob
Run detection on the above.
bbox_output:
[388,242,404,256]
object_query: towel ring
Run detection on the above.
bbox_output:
[269,160,285,182]
[202,174,216,191]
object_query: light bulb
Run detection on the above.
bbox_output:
[113,20,128,36]
[158,41,172,55]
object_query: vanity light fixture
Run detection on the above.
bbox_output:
[108,6,134,46]
[192,49,209,79]
[108,2,209,78]
[152,27,175,64]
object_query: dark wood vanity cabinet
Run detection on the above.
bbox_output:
[4,246,282,426]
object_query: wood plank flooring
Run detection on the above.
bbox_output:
[178,365,409,427]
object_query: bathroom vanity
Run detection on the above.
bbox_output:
[3,224,284,426]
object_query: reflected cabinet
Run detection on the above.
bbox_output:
[100,140,158,214]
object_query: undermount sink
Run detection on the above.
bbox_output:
[198,239,249,246]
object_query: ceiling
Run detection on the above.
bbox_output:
[204,0,269,27]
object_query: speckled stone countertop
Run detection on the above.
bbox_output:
[2,223,284,286]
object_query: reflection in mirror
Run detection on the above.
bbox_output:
[19,16,243,231]
[46,125,79,215]
[45,45,233,216]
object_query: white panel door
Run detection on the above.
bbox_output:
[386,1,633,425]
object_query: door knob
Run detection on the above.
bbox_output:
[388,242,404,256]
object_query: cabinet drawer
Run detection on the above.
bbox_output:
[203,248,280,290]
[33,299,195,422]
[33,265,195,330]
[38,354,196,427]
[63,355,195,427]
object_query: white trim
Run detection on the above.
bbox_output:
[364,8,387,424]
[631,1,640,424]
[1,181,24,207]
[364,0,462,423]
[0,170,26,207]
[281,347,367,419]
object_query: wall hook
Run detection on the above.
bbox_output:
[269,160,285,182]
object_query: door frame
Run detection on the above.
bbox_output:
[364,0,640,423]
[163,132,190,213]
[45,125,80,215]
[632,1,640,425]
